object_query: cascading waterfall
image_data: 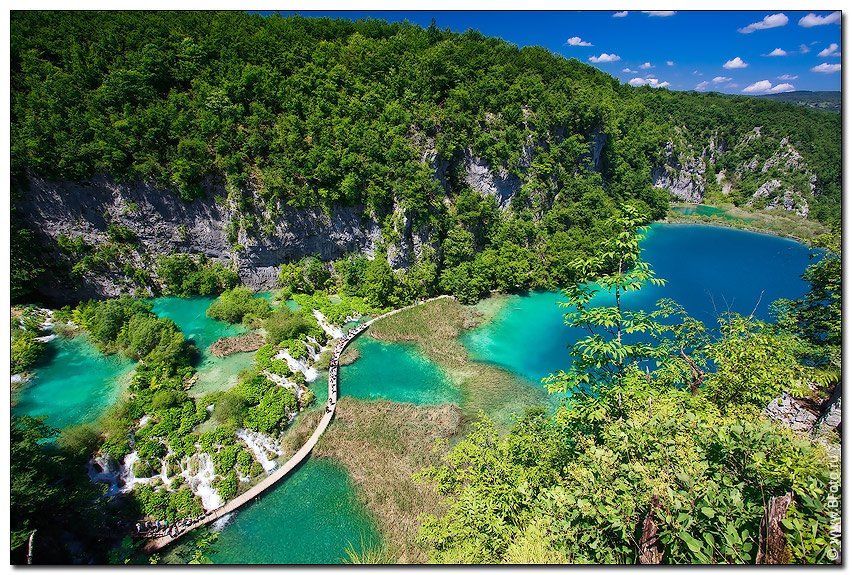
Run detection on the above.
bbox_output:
[312,310,344,339]
[182,452,223,511]
[236,429,283,473]
[274,349,318,382]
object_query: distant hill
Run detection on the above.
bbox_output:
[758,91,841,112]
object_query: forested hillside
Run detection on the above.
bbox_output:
[11,12,841,304]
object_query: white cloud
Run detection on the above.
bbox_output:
[799,11,841,28]
[778,74,798,80]
[629,77,669,88]
[567,36,593,47]
[742,80,773,93]
[723,57,748,69]
[666,61,674,66]
[768,83,795,94]
[589,53,621,63]
[811,62,842,73]
[799,43,811,54]
[712,76,732,83]
[613,11,628,17]
[765,48,787,57]
[642,11,676,17]
[726,83,739,89]
[738,13,788,33]
[695,81,710,91]
[622,67,636,73]
[692,70,703,76]
[639,62,653,69]
[818,43,839,57]
[742,80,795,94]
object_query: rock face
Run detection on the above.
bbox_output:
[652,141,707,203]
[463,151,521,210]
[653,128,815,216]
[651,126,817,218]
[651,135,725,203]
[18,175,384,301]
[764,392,820,433]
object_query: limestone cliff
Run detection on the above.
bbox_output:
[18,175,383,302]
[652,127,816,217]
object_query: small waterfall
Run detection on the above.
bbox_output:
[237,429,283,473]
[88,453,122,496]
[264,371,303,400]
[211,513,235,532]
[305,337,323,362]
[274,349,318,382]
[312,310,344,339]
[182,452,223,511]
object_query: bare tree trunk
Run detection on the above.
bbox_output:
[756,492,793,564]
[27,530,36,565]
[680,349,704,394]
[637,495,664,564]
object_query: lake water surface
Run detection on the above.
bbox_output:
[461,223,817,384]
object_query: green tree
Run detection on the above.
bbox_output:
[544,205,666,394]
[207,286,272,324]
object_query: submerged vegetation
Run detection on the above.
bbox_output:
[667,202,830,244]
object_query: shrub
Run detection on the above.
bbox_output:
[207,287,271,325]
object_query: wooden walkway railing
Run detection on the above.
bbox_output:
[142,295,452,552]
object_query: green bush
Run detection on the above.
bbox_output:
[207,287,271,324]
[157,254,239,297]
[11,329,45,373]
[263,309,321,346]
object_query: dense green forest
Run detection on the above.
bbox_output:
[758,91,841,113]
[10,12,841,305]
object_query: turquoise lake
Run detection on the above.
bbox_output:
[150,296,255,397]
[461,223,818,384]
[167,458,380,565]
[340,337,460,405]
[12,334,135,430]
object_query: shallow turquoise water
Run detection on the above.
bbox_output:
[151,296,255,396]
[150,296,246,356]
[202,459,380,564]
[19,224,818,564]
[340,337,461,405]
[672,204,752,222]
[462,223,818,385]
[13,335,135,430]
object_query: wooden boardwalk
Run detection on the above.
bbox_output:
[142,295,452,552]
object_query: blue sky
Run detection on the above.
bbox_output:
[273,10,841,94]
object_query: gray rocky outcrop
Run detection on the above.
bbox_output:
[653,127,815,216]
[463,151,521,210]
[18,175,384,301]
[764,392,820,433]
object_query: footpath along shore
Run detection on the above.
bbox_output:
[142,295,453,552]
